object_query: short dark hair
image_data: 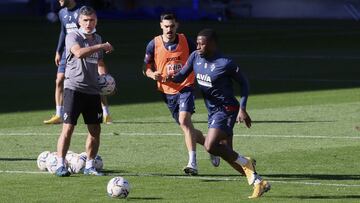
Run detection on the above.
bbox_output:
[79,6,96,16]
[160,12,177,21]
[198,29,218,42]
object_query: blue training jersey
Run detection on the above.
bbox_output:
[56,4,81,54]
[173,51,249,113]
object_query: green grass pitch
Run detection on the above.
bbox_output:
[0,17,359,202]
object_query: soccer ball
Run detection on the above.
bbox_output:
[98,74,116,95]
[37,151,50,171]
[67,154,86,174]
[79,152,103,171]
[45,152,59,174]
[94,154,103,171]
[107,177,130,198]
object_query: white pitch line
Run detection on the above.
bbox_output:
[1,170,360,188]
[0,132,359,140]
[0,170,48,174]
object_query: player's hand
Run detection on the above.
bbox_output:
[54,52,61,66]
[237,108,252,128]
[162,74,174,82]
[152,71,162,81]
[102,42,114,54]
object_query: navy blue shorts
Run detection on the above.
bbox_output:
[208,106,239,136]
[162,87,195,124]
[63,88,102,125]
[57,52,66,73]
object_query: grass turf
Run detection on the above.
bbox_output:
[0,17,359,202]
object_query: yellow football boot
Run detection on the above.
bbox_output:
[248,180,271,199]
[103,115,113,124]
[43,115,62,124]
[241,157,257,185]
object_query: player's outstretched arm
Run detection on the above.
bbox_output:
[71,42,113,59]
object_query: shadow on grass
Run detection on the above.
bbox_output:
[273,195,360,200]
[127,197,164,201]
[263,174,360,181]
[112,120,332,124]
[0,158,36,161]
[253,120,334,123]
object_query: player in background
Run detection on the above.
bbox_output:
[169,29,270,198]
[143,12,220,175]
[44,0,113,125]
[55,6,114,177]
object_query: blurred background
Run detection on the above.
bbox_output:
[2,0,360,21]
[0,0,360,113]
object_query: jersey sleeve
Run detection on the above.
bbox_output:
[172,51,196,83]
[65,32,79,56]
[144,39,155,64]
[227,60,249,109]
[56,18,66,53]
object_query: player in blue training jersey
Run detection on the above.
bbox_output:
[44,0,113,124]
[143,12,220,175]
[169,29,271,198]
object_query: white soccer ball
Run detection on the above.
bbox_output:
[46,152,69,174]
[107,177,130,198]
[45,152,59,174]
[67,154,86,174]
[37,151,50,171]
[79,152,103,171]
[98,74,116,95]
[94,154,103,171]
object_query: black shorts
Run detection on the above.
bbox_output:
[63,88,102,125]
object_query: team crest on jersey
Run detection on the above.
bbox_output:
[196,73,212,87]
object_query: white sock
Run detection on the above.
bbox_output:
[254,174,263,185]
[85,159,94,169]
[234,155,248,166]
[56,106,63,117]
[188,151,197,168]
[56,157,65,168]
[102,106,109,116]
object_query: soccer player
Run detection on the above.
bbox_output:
[143,12,220,175]
[55,6,114,177]
[169,29,271,198]
[44,0,113,125]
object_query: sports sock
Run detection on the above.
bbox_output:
[102,105,110,116]
[56,157,65,168]
[254,174,263,185]
[56,106,63,117]
[234,155,248,166]
[85,159,95,169]
[188,151,197,168]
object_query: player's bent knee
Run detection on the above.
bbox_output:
[204,141,215,154]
